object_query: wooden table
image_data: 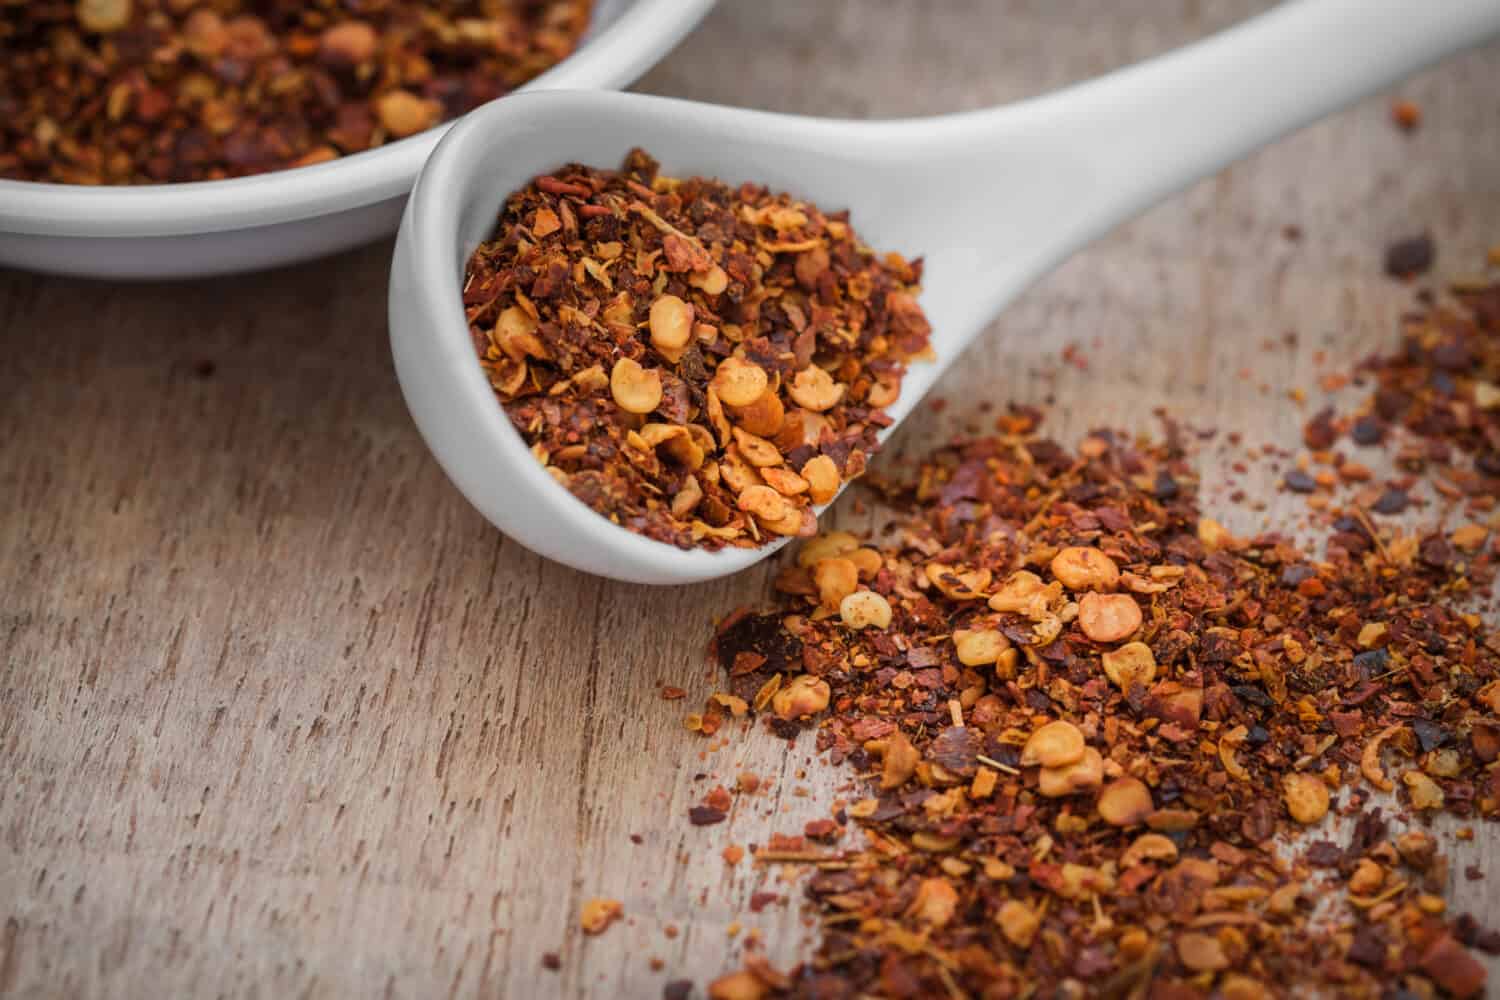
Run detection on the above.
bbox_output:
[3,3,1498,997]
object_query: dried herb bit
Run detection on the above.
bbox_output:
[465,149,933,550]
[0,2,590,184]
[698,406,1499,997]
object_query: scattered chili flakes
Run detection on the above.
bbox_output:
[0,1,590,184]
[464,149,932,550]
[1353,267,1500,482]
[682,258,1500,995]
[1283,259,1500,548]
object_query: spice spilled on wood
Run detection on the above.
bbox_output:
[688,260,1500,997]
[464,149,933,550]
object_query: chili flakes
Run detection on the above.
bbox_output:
[464,149,933,550]
[0,1,591,184]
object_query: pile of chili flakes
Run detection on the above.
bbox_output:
[464,150,933,550]
[692,273,1500,998]
[0,0,589,185]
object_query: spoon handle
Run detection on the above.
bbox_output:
[917,0,1500,336]
[1058,0,1500,218]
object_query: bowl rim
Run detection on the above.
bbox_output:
[0,0,717,239]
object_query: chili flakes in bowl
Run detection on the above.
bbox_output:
[0,0,591,185]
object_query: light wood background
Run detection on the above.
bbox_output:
[3,2,1498,997]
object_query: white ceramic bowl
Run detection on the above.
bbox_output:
[0,0,715,280]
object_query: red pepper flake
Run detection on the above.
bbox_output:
[1391,99,1423,132]
[688,806,726,826]
[1419,935,1487,998]
[731,652,768,677]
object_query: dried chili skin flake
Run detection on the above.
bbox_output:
[703,785,733,812]
[465,150,932,551]
[1385,234,1436,278]
[688,806,726,826]
[1419,935,1488,998]
[0,2,590,185]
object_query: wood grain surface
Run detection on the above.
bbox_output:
[3,2,1499,997]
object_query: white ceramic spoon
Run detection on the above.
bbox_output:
[390,0,1500,585]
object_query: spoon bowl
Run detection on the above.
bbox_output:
[390,0,1500,584]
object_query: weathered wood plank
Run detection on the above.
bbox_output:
[2,2,1497,997]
